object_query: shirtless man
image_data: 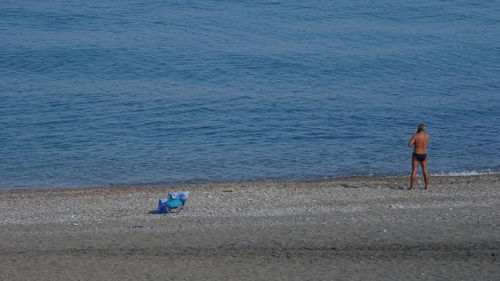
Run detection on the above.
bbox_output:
[407,124,430,190]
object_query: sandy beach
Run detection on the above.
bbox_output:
[0,174,499,280]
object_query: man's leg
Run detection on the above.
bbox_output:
[421,158,430,190]
[408,156,418,190]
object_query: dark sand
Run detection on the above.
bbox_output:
[1,175,499,280]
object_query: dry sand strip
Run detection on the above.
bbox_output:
[0,175,499,281]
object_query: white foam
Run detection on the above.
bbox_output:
[433,169,500,177]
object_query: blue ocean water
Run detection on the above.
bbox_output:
[1,0,499,189]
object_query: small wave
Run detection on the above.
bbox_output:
[433,169,500,177]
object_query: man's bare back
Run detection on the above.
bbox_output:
[408,131,429,154]
[407,124,430,190]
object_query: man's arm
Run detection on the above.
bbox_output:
[407,134,415,147]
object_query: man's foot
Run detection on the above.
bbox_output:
[407,187,414,191]
[424,186,430,190]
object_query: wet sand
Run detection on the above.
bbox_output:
[1,175,499,280]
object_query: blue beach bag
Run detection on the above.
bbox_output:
[157,191,189,214]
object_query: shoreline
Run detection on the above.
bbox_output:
[2,171,500,191]
[1,174,499,280]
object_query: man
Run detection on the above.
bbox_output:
[407,124,430,190]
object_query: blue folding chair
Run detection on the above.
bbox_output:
[157,191,189,214]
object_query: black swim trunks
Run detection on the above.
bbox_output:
[413,152,427,162]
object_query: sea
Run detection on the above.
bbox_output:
[1,0,499,189]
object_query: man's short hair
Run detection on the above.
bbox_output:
[417,124,426,132]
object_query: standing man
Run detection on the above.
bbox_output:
[407,124,430,190]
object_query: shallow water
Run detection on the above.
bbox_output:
[1,0,499,189]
